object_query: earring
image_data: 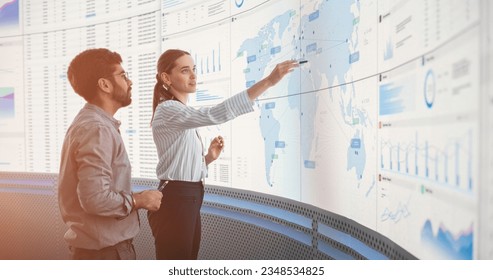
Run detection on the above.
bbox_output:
[162,83,169,91]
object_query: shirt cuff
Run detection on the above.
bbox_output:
[121,192,134,216]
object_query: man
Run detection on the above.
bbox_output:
[58,48,162,260]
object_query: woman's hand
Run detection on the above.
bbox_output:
[205,135,224,165]
[247,60,299,101]
[265,60,299,86]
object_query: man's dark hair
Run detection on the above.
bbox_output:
[67,48,122,102]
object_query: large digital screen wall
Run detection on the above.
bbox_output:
[0,0,492,259]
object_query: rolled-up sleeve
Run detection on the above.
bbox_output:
[156,90,255,130]
[224,90,255,117]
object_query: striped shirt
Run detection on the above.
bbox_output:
[152,90,254,182]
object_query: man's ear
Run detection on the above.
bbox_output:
[97,77,112,93]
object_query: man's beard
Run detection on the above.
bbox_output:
[113,87,132,107]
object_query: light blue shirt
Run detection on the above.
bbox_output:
[152,90,254,182]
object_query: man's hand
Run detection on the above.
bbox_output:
[133,190,163,211]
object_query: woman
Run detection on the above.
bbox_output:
[148,49,298,259]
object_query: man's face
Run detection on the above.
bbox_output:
[110,65,132,107]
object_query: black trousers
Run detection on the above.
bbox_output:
[147,180,204,260]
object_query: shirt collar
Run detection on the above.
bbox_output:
[83,103,122,128]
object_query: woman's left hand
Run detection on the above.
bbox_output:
[205,135,224,165]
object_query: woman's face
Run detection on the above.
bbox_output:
[167,54,196,95]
